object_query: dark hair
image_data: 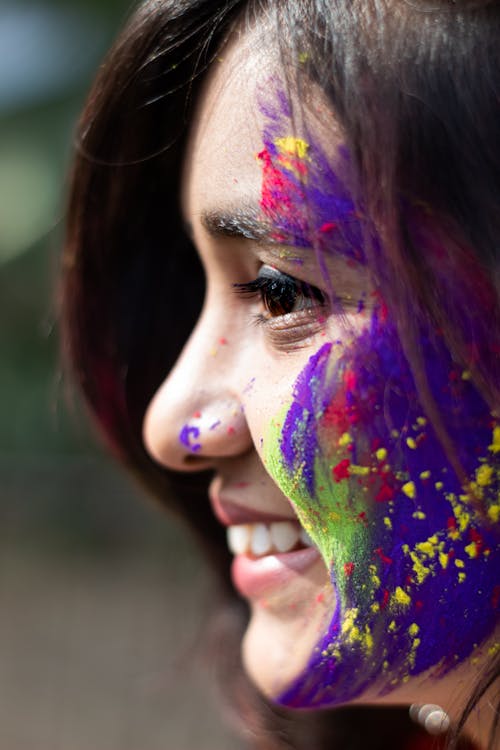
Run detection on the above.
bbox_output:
[61,1,500,748]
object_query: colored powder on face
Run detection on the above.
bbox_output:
[257,84,368,262]
[257,82,499,709]
[264,314,499,709]
[179,424,202,452]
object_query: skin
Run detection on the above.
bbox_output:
[142,23,499,745]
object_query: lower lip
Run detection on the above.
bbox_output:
[231,547,321,598]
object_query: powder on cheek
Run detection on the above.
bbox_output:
[264,308,499,707]
[258,84,499,707]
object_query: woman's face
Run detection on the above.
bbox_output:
[143,28,499,708]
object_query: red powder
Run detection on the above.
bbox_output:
[322,400,349,433]
[375,481,396,502]
[491,585,500,610]
[381,589,390,609]
[374,547,393,566]
[332,459,350,482]
[344,562,355,577]
[193,411,202,419]
[319,221,337,233]
[219,337,228,345]
[316,592,325,604]
[447,517,457,532]
[227,426,235,435]
[344,370,357,391]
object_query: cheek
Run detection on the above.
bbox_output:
[263,311,500,707]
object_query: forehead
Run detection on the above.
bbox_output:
[181,24,341,218]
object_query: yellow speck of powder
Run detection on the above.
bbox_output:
[384,517,392,530]
[488,426,500,454]
[406,437,417,450]
[461,370,472,381]
[419,470,431,480]
[383,660,389,670]
[408,623,420,637]
[488,642,500,657]
[439,552,449,569]
[416,535,439,557]
[275,137,309,159]
[410,551,431,584]
[402,481,416,499]
[298,51,309,63]
[413,511,426,520]
[364,627,374,653]
[376,447,388,461]
[371,602,380,613]
[435,481,444,490]
[416,417,427,427]
[465,542,479,559]
[476,463,494,487]
[338,432,352,447]
[458,572,466,583]
[455,559,465,569]
[388,620,397,632]
[350,464,371,476]
[391,429,400,438]
[391,587,411,610]
[488,504,500,523]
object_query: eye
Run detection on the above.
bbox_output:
[233,266,326,318]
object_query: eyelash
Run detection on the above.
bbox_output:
[233,266,327,321]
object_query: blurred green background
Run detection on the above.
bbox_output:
[0,2,236,747]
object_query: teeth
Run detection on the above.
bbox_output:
[270,521,300,552]
[250,523,272,556]
[299,527,315,547]
[227,525,251,555]
[226,521,316,557]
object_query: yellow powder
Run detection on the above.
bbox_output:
[419,470,431,480]
[350,464,371,476]
[410,551,431,584]
[488,504,500,523]
[391,587,411,610]
[488,426,500,454]
[476,463,494,487]
[439,552,449,569]
[275,137,309,159]
[412,511,426,520]
[465,542,479,559]
[376,447,388,461]
[406,437,417,450]
[338,432,352,447]
[402,481,416,499]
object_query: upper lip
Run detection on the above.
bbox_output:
[209,487,297,527]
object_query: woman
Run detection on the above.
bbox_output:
[62,1,499,748]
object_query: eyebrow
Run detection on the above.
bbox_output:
[199,206,276,244]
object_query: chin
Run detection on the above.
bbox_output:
[241,570,335,699]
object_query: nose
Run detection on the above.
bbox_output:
[142,312,253,473]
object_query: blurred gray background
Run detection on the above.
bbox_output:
[0,2,237,747]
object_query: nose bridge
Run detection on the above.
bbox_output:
[142,305,251,471]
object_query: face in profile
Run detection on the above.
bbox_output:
[143,26,499,710]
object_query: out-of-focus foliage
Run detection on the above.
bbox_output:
[0,0,165,553]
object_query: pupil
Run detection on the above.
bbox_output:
[266,275,297,315]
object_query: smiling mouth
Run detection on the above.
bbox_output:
[227,521,315,558]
